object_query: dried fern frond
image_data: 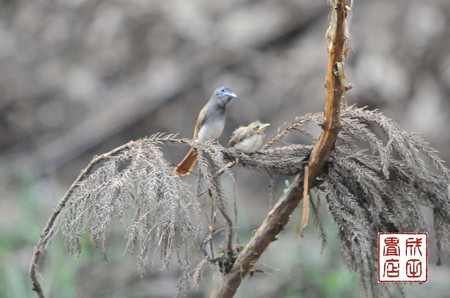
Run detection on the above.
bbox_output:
[260,106,450,296]
[56,135,202,282]
[196,142,232,243]
[343,106,450,181]
[221,144,312,175]
[264,112,323,148]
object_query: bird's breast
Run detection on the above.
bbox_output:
[233,134,263,153]
[197,116,225,141]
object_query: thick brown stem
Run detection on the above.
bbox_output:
[210,1,348,297]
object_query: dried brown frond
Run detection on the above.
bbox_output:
[51,135,203,282]
[309,192,327,252]
[264,112,323,148]
[196,142,234,249]
[261,106,450,296]
[191,258,209,289]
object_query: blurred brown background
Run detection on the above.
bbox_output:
[1,0,449,297]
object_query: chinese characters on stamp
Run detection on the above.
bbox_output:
[378,232,428,282]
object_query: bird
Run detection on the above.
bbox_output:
[229,121,270,153]
[174,86,237,175]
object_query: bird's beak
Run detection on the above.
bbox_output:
[258,123,270,131]
[226,91,238,99]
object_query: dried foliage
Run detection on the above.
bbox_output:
[265,105,450,296]
[31,107,450,297]
[59,135,203,278]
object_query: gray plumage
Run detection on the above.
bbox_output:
[174,86,237,175]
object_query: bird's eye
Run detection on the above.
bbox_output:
[220,88,226,93]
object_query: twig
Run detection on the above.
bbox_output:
[215,161,237,177]
[209,189,234,253]
[29,141,138,298]
[210,1,348,297]
[300,166,310,233]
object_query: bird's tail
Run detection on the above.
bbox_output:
[174,148,198,175]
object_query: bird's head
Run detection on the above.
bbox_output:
[250,121,270,133]
[214,86,237,106]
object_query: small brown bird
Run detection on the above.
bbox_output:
[229,121,270,153]
[174,86,237,175]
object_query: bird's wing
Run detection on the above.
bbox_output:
[229,126,252,146]
[193,104,208,139]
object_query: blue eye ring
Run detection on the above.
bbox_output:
[220,87,226,93]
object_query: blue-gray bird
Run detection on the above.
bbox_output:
[174,86,237,175]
